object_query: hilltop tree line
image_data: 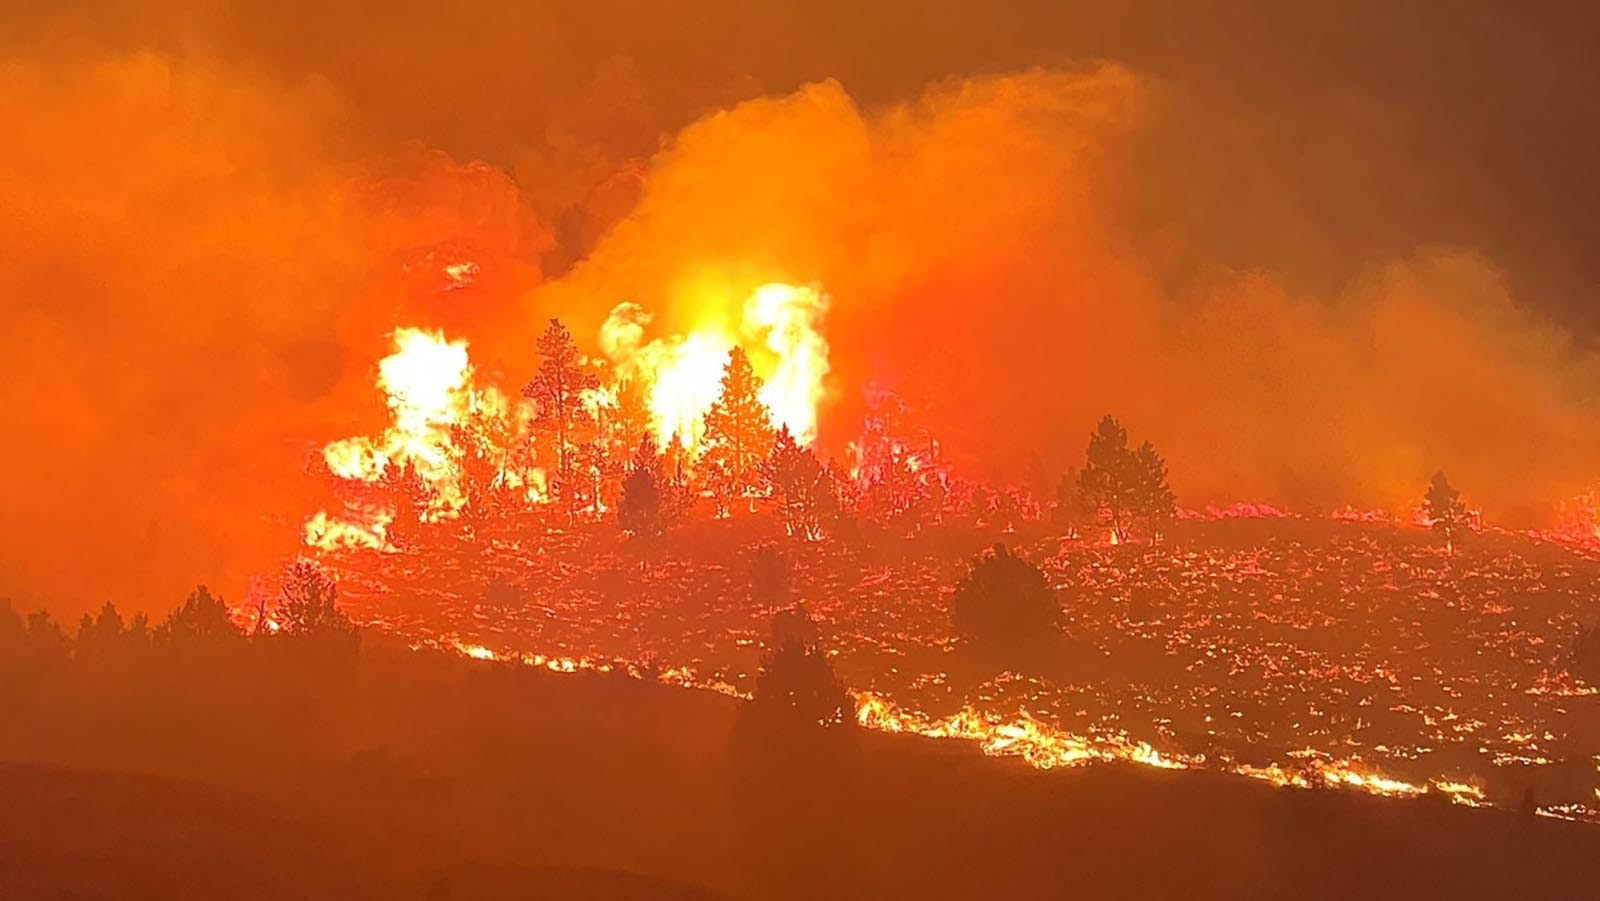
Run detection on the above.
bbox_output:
[0,559,358,686]
[382,316,1490,563]
[403,320,857,541]
[402,315,1191,546]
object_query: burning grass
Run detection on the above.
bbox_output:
[314,513,1600,822]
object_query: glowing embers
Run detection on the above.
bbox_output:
[303,507,391,550]
[319,516,1600,822]
[1528,490,1600,555]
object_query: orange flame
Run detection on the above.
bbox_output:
[306,326,529,549]
[599,281,830,451]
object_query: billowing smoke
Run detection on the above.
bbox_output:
[0,45,550,612]
[3,30,1598,615]
[540,66,1600,517]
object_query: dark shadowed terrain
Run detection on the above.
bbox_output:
[2,639,1596,900]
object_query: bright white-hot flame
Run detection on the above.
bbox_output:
[600,302,735,448]
[305,327,528,548]
[380,328,471,439]
[321,327,473,495]
[599,282,831,451]
[647,331,735,448]
[744,282,830,444]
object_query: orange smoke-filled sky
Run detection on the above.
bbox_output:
[3,1,1600,614]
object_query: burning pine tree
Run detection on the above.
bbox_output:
[765,427,837,541]
[523,318,600,524]
[700,347,776,515]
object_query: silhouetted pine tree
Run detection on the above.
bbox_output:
[1076,415,1175,542]
[276,559,359,656]
[0,602,68,690]
[1077,415,1133,541]
[1423,471,1468,553]
[522,318,599,523]
[1130,440,1176,539]
[700,347,775,514]
[765,427,835,540]
[656,432,691,522]
[75,602,127,662]
[742,607,851,739]
[159,585,240,648]
[619,433,664,536]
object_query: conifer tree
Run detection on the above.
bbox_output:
[1423,471,1468,553]
[159,585,239,647]
[1076,415,1176,542]
[766,427,834,540]
[619,433,664,535]
[522,318,599,522]
[277,559,358,648]
[699,347,776,512]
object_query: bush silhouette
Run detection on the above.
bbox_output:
[951,544,1059,647]
[742,638,851,737]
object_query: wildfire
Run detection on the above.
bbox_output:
[1528,490,1600,555]
[854,693,1196,771]
[744,282,831,444]
[303,282,831,551]
[601,303,733,448]
[426,639,1490,810]
[321,327,474,498]
[306,327,528,549]
[601,282,830,450]
[302,507,390,550]
[293,279,1599,821]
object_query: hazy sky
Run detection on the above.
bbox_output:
[8,0,1596,322]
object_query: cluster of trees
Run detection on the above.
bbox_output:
[1063,415,1176,544]
[377,313,1197,546]
[741,541,1067,738]
[614,346,851,539]
[394,317,1078,543]
[0,560,359,681]
[942,471,1481,651]
[383,326,1495,562]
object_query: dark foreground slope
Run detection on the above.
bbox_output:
[1,643,1595,900]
